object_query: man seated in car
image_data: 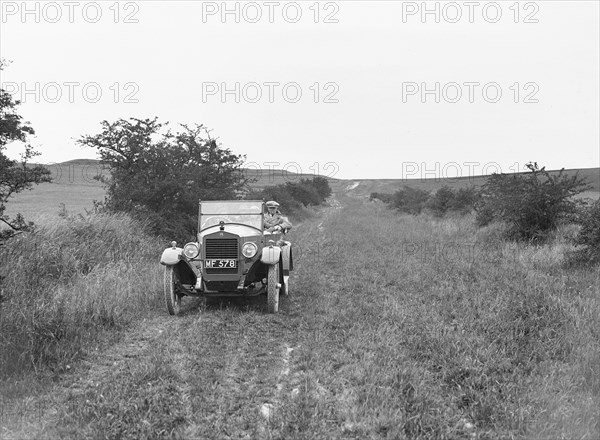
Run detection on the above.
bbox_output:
[264,200,292,233]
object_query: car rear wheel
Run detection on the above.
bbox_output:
[267,263,280,313]
[164,266,182,316]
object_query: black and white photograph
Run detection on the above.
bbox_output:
[1,1,599,438]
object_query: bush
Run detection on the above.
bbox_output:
[391,186,430,214]
[571,200,600,264]
[426,186,455,217]
[476,163,590,242]
[285,180,322,206]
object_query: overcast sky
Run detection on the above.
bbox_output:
[1,1,598,179]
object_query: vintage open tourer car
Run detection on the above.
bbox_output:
[159,200,293,315]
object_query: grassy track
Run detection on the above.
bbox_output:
[273,194,599,439]
[1,193,598,439]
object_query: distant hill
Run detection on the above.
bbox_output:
[347,168,600,199]
[51,160,343,189]
[58,159,103,166]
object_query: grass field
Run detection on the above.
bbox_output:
[1,187,598,439]
[2,160,107,221]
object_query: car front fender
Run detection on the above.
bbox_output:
[261,246,281,265]
[160,247,183,266]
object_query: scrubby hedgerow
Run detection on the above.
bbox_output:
[285,180,322,206]
[372,186,478,217]
[476,162,590,242]
[77,118,248,241]
[425,186,479,217]
[310,175,333,200]
[246,176,333,215]
[0,211,162,378]
[373,163,591,246]
[247,184,302,213]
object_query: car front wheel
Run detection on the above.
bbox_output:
[164,266,182,316]
[267,263,280,313]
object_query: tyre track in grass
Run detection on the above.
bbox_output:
[274,194,373,438]
[256,193,349,438]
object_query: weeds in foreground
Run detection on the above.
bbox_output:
[0,213,163,378]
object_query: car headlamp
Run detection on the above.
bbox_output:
[242,242,258,258]
[183,242,200,259]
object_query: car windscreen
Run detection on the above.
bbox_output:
[200,201,263,214]
[200,201,263,230]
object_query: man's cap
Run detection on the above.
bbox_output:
[266,201,280,208]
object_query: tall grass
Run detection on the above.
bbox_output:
[0,213,163,378]
[277,195,599,439]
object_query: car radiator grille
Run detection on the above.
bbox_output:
[205,238,238,259]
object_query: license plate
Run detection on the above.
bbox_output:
[205,259,237,268]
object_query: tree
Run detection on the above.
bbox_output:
[476,162,590,241]
[77,117,248,238]
[0,59,52,245]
